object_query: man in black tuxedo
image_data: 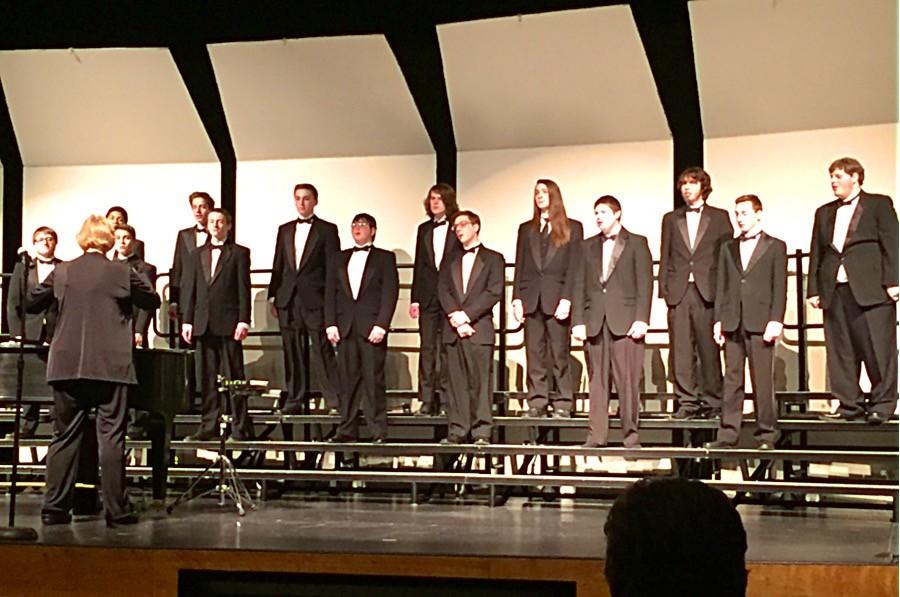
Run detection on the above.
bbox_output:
[659,167,733,419]
[267,183,341,415]
[30,215,159,526]
[114,224,159,440]
[512,179,584,418]
[808,157,898,424]
[438,211,504,445]
[409,183,462,416]
[168,191,214,327]
[705,195,786,449]
[573,196,652,448]
[325,214,399,442]
[181,208,253,441]
[7,226,61,437]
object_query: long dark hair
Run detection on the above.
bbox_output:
[532,179,570,246]
[423,183,459,218]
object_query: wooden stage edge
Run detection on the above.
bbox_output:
[0,545,896,597]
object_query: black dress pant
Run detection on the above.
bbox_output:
[196,334,252,439]
[824,284,898,417]
[417,300,450,411]
[667,283,723,412]
[524,308,573,413]
[445,339,493,441]
[335,330,388,440]
[279,301,339,412]
[718,327,778,445]
[43,380,129,519]
[586,325,643,447]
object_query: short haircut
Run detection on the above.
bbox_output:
[106,205,129,222]
[188,191,215,208]
[32,226,57,244]
[594,195,622,214]
[294,183,319,200]
[207,207,233,226]
[352,212,377,229]
[453,209,481,231]
[605,477,748,597]
[828,157,865,185]
[734,194,763,212]
[424,183,459,218]
[114,224,136,238]
[76,215,115,253]
[677,167,713,200]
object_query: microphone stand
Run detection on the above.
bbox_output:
[0,252,39,541]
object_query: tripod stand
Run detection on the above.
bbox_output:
[166,377,259,516]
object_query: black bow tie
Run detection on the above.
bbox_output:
[36,258,55,265]
[433,219,447,228]
[685,206,702,213]
[352,245,371,253]
[740,232,761,242]
[210,244,223,251]
[196,227,207,234]
[464,245,480,254]
[297,217,314,225]
[601,234,617,242]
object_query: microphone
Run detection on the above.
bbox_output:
[17,247,32,265]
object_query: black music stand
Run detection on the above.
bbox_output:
[0,252,39,542]
[166,377,262,516]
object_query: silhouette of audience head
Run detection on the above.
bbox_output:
[604,476,748,597]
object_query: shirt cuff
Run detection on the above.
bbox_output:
[326,326,339,336]
[237,322,250,332]
[181,323,193,333]
[372,325,386,335]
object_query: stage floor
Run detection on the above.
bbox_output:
[4,492,897,565]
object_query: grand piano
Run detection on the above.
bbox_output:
[0,345,194,500]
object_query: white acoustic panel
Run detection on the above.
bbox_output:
[209,37,433,160]
[439,6,670,151]
[0,48,215,166]
[690,0,898,138]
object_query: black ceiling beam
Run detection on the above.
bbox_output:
[629,0,704,208]
[0,77,24,333]
[385,21,456,186]
[168,43,237,232]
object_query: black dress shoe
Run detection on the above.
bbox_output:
[439,436,463,445]
[551,410,572,419]
[473,438,490,446]
[819,410,866,422]
[415,403,436,416]
[867,412,889,425]
[327,408,340,416]
[703,440,737,449]
[105,512,139,528]
[523,407,547,418]
[41,511,72,526]
[671,408,698,420]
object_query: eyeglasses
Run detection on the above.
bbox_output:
[34,236,56,244]
[351,222,371,228]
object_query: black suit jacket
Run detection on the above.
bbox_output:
[7,257,61,342]
[659,204,734,305]
[120,254,158,336]
[574,229,653,338]
[28,252,159,384]
[807,191,899,308]
[512,218,584,315]
[410,219,462,309]
[438,246,504,345]
[268,217,341,316]
[170,226,207,308]
[182,243,251,337]
[325,247,399,338]
[714,233,787,333]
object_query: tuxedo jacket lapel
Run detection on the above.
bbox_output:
[824,202,839,251]
[676,212,691,251]
[744,235,772,274]
[845,198,865,246]
[544,237,560,269]
[201,246,212,283]
[528,226,542,271]
[358,251,378,297]
[424,227,436,269]
[452,257,464,300]
[605,234,626,280]
[297,221,319,272]
[286,225,298,271]
[210,245,229,284]
[728,239,742,273]
[694,210,711,249]
[339,252,353,297]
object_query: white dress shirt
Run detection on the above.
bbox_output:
[601,223,621,281]
[540,214,551,234]
[210,240,224,275]
[348,245,371,300]
[739,226,763,270]
[462,244,480,293]
[195,226,209,248]
[36,259,55,283]
[832,193,859,283]
[295,217,313,269]
[432,217,448,270]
